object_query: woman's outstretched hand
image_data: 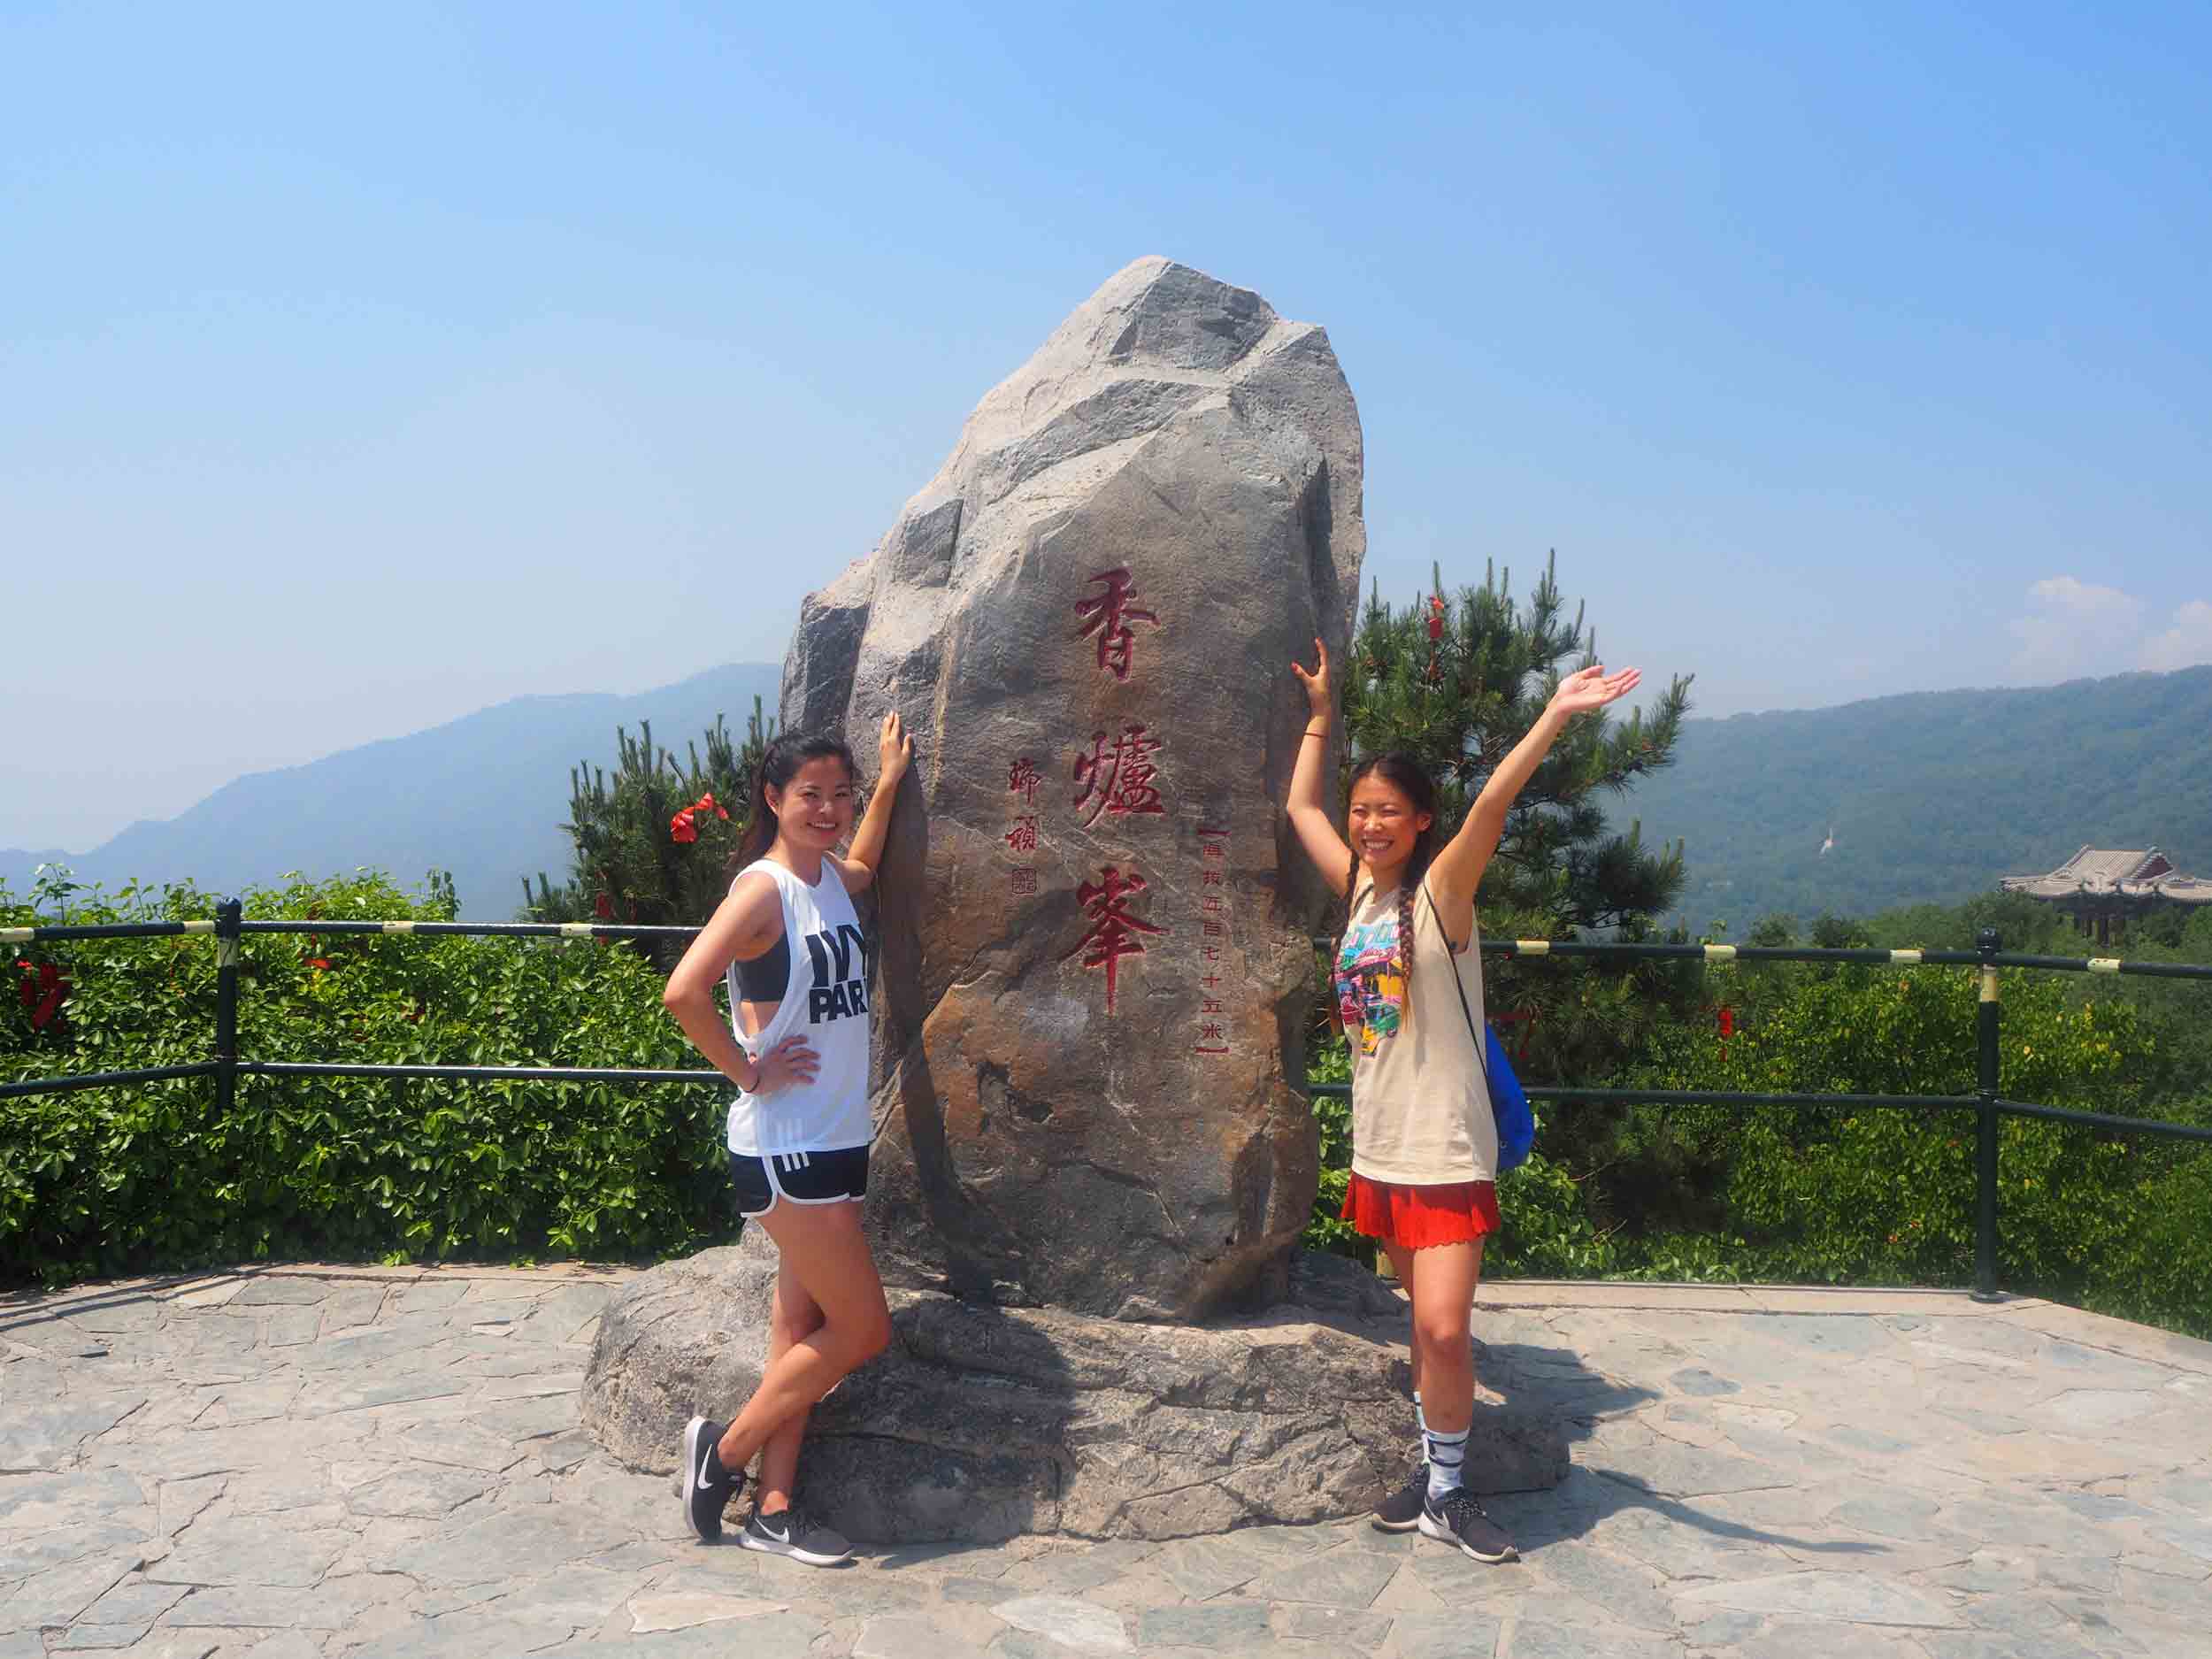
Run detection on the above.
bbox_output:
[1548,664,1642,717]
[878,710,913,785]
[1292,636,1333,718]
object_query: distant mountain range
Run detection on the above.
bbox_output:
[4,664,781,919]
[1617,665,2212,933]
[14,660,2208,933]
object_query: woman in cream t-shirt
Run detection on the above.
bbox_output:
[1285,637,1640,1566]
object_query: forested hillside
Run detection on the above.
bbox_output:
[1621,666,2212,931]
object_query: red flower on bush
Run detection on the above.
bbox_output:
[1717,1004,1735,1039]
[1428,594,1446,642]
[695,792,729,821]
[670,808,697,844]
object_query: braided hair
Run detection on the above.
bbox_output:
[1331,753,1444,1014]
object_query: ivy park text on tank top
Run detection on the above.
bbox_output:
[723,857,875,1158]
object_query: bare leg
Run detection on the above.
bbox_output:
[716,1199,890,1475]
[752,1254,825,1515]
[1381,1240,1424,1406]
[1405,1238,1486,1436]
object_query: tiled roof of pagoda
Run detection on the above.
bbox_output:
[2001,845,2212,904]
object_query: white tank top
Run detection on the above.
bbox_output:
[723,858,874,1157]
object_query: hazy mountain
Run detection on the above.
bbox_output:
[4,664,781,919]
[1618,665,2212,933]
[19,660,2208,933]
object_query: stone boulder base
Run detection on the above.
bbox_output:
[581,1236,1568,1543]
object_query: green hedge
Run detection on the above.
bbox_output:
[12,874,2208,1341]
[3,873,734,1286]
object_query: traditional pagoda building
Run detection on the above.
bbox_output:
[2001,846,2212,944]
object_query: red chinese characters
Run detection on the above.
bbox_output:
[1072,725,1166,827]
[1004,756,1043,891]
[1063,866,1165,1015]
[1072,566,1158,680]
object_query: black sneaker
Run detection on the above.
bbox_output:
[1371,1463,1428,1532]
[739,1503,854,1566]
[681,1416,741,1543]
[1418,1486,1518,1563]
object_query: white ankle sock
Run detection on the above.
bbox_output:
[1413,1391,1428,1460]
[1425,1426,1468,1501]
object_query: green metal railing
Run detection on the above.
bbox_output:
[6,906,2209,1301]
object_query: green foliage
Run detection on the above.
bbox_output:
[2,872,735,1287]
[1592,954,2212,1336]
[1331,553,1709,1106]
[1302,1038,1361,1259]
[521,703,773,966]
[1342,552,1694,937]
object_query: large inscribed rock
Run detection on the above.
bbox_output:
[785,257,1366,1318]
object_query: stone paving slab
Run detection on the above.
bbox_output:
[4,1265,2208,1656]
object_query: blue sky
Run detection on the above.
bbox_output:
[5,2,2208,850]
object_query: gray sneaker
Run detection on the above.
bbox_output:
[1371,1463,1428,1532]
[680,1416,740,1543]
[740,1503,854,1566]
[1418,1486,1518,1563]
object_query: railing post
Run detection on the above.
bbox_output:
[1972,926,2002,1302]
[213,898,242,1119]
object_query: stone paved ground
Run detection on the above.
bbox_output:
[4,1267,2209,1659]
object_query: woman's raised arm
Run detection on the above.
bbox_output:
[1425,664,1642,938]
[839,712,913,894]
[1286,637,1355,897]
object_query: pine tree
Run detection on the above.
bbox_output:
[520,699,773,969]
[1337,551,1700,1080]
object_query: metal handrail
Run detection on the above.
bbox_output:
[7,909,2209,1300]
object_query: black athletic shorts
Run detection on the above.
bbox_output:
[727,1146,870,1218]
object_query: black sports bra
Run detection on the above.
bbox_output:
[732,933,790,1002]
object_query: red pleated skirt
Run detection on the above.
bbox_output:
[1340,1173,1502,1249]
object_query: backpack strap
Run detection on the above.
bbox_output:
[1421,882,1491,1094]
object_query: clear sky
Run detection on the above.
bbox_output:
[5,2,2208,851]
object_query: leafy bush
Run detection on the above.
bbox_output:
[2,872,736,1286]
[1606,961,2212,1336]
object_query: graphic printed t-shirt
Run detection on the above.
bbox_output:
[724,857,874,1157]
[1333,880,1497,1186]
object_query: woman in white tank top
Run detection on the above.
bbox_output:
[1284,637,1640,1567]
[659,714,912,1566]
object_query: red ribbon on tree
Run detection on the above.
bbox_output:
[1428,593,1446,642]
[1717,1004,1735,1040]
[16,960,69,1030]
